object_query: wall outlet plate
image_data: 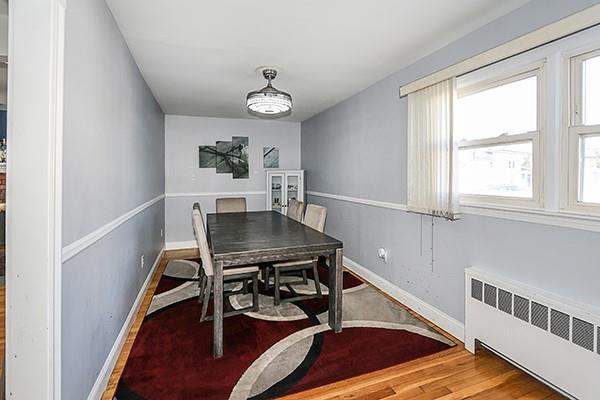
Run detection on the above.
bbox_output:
[378,248,388,263]
[140,255,145,269]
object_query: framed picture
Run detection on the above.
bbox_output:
[215,141,233,173]
[198,145,216,168]
[263,146,279,168]
[231,136,249,179]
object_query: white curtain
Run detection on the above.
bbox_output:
[407,78,460,220]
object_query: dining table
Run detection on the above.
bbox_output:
[206,210,344,358]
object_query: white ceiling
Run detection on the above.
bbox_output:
[106,0,529,122]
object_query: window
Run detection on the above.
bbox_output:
[456,69,542,206]
[567,49,600,211]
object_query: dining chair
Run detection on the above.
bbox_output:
[268,204,327,305]
[287,199,305,222]
[192,203,259,321]
[215,197,247,213]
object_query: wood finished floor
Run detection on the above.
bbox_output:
[101,249,564,400]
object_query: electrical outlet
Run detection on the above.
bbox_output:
[140,255,145,269]
[377,248,388,263]
[160,228,163,238]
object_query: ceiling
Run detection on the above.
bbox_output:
[106,0,529,122]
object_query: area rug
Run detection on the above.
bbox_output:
[115,259,454,400]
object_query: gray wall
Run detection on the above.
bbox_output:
[302,0,600,326]
[61,0,165,399]
[165,115,300,245]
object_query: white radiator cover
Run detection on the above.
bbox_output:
[465,267,600,400]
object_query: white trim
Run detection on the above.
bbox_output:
[6,1,66,398]
[307,190,600,233]
[461,203,600,233]
[343,257,464,341]
[62,194,165,262]
[86,248,165,400]
[399,4,600,96]
[166,191,266,198]
[165,240,196,250]
[306,190,408,211]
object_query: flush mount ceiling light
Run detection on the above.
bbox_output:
[246,68,292,118]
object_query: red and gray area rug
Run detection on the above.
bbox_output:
[116,259,454,400]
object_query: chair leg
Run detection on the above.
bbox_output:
[200,277,212,322]
[301,269,308,284]
[264,265,271,290]
[312,262,322,298]
[252,273,259,312]
[198,274,207,304]
[274,267,281,306]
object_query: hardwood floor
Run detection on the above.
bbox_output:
[280,346,564,400]
[101,249,564,400]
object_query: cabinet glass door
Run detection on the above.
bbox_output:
[270,174,285,213]
[286,174,300,206]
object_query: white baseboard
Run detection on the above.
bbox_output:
[343,256,465,341]
[165,240,196,250]
[87,247,165,400]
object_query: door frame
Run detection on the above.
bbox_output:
[5,1,66,399]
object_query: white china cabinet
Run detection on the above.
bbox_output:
[266,170,304,215]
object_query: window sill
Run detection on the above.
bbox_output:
[461,202,600,233]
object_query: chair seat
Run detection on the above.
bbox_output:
[274,258,317,268]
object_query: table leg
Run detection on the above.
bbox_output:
[328,248,343,333]
[213,260,224,358]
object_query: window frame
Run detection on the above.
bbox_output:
[564,47,600,214]
[456,66,545,208]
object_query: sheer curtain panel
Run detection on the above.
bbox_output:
[407,78,460,220]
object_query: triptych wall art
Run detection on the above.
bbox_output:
[199,136,249,179]
[199,138,280,179]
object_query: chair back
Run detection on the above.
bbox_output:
[303,204,327,232]
[191,207,214,277]
[216,197,247,213]
[287,199,305,222]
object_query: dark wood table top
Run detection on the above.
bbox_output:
[206,211,342,266]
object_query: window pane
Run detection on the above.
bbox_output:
[581,135,600,203]
[583,56,600,126]
[456,76,537,141]
[459,142,533,198]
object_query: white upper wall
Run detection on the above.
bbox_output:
[164,115,300,244]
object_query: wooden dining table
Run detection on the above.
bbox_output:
[206,210,344,358]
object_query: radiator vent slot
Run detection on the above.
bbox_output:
[514,295,530,322]
[572,317,594,352]
[471,279,483,301]
[550,309,570,340]
[484,284,497,308]
[531,302,548,331]
[498,289,512,315]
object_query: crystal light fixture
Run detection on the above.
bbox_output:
[246,68,292,118]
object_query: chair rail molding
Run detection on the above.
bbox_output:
[62,194,165,262]
[306,191,600,233]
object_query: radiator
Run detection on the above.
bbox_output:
[465,267,599,400]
